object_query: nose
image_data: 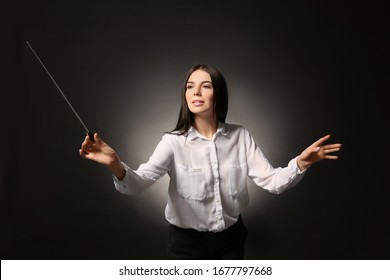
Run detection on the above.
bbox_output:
[193,87,201,96]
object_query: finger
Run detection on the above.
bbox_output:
[84,135,94,145]
[314,134,331,146]
[81,134,96,156]
[313,146,321,152]
[80,148,97,161]
[325,155,339,160]
[81,141,90,151]
[324,147,341,154]
[79,149,88,157]
[81,139,97,154]
[323,143,342,149]
[94,133,103,145]
[308,135,329,149]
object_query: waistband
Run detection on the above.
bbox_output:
[169,215,244,236]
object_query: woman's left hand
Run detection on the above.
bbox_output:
[297,134,342,171]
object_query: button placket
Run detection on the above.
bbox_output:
[210,141,224,229]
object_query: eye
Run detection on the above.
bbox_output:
[186,84,193,89]
[203,84,213,89]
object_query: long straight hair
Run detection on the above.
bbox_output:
[170,64,229,135]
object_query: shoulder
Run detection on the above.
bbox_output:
[223,123,255,144]
[223,122,250,135]
[161,131,187,144]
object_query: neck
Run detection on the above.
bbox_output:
[193,116,217,140]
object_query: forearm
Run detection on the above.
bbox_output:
[108,157,126,180]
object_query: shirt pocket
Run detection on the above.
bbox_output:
[175,164,209,201]
[228,163,248,198]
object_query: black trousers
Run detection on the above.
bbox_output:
[167,215,248,260]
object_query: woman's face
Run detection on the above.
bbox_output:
[185,70,214,119]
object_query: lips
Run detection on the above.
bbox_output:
[192,100,204,105]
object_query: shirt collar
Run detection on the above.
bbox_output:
[187,122,227,141]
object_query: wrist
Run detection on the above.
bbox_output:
[109,157,126,180]
[297,156,310,171]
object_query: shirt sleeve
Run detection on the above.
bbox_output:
[244,129,306,194]
[113,134,173,195]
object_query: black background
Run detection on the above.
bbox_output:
[3,0,388,259]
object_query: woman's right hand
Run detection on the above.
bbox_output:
[79,133,126,179]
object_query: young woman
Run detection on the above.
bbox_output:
[79,64,342,259]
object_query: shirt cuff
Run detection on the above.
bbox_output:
[292,156,307,174]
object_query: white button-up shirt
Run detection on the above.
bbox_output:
[113,123,306,232]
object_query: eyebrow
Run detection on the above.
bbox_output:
[186,80,212,84]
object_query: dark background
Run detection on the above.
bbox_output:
[3,0,388,259]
